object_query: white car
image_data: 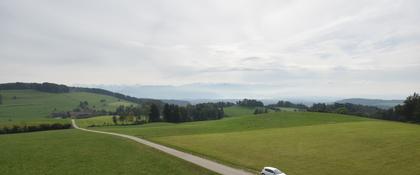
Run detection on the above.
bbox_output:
[260,167,286,175]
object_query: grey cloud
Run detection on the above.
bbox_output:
[1,0,419,98]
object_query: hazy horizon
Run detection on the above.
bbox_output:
[1,0,419,99]
[81,83,407,101]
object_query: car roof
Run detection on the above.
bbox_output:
[264,167,279,170]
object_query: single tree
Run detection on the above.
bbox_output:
[112,115,118,125]
[0,94,3,105]
[118,115,126,124]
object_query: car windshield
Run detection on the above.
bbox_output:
[273,169,282,174]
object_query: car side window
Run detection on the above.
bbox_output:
[265,169,274,173]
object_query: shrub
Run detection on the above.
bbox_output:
[0,122,71,135]
[27,125,40,132]
[50,123,64,129]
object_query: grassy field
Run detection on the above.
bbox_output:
[0,90,134,121]
[76,115,117,128]
[278,107,300,112]
[153,121,420,175]
[0,129,217,175]
[76,115,153,128]
[89,112,367,138]
[89,112,420,175]
[3,89,419,175]
[224,106,256,117]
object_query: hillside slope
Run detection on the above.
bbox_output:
[0,90,134,121]
[90,112,420,175]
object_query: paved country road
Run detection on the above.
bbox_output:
[71,119,254,175]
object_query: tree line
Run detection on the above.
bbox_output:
[0,82,70,93]
[254,107,268,114]
[163,103,224,123]
[112,104,151,124]
[274,100,308,109]
[308,93,420,123]
[215,101,235,108]
[382,93,420,122]
[308,103,383,118]
[111,102,224,124]
[0,123,72,135]
[237,99,264,107]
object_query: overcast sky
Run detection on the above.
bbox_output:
[1,0,419,99]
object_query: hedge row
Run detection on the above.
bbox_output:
[0,123,72,134]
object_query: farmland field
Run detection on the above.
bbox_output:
[88,112,420,175]
[224,106,256,117]
[0,90,135,121]
[87,112,368,138]
[0,129,217,175]
[3,89,420,175]
[278,107,301,112]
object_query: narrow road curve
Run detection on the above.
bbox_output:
[72,119,254,175]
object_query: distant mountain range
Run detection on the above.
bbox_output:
[75,84,406,107]
[335,98,403,109]
[83,83,343,104]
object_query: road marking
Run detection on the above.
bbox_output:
[72,119,254,175]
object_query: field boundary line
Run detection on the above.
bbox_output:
[72,119,254,175]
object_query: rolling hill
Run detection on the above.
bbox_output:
[336,98,403,109]
[0,82,164,122]
[87,111,420,175]
[0,89,135,121]
[0,83,218,175]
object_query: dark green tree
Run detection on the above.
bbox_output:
[172,105,180,123]
[253,107,268,115]
[163,104,171,122]
[395,93,420,122]
[309,103,327,112]
[0,94,2,105]
[112,115,118,125]
[149,104,160,122]
[79,101,89,110]
[237,99,264,107]
[118,115,126,124]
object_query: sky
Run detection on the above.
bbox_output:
[1,0,419,99]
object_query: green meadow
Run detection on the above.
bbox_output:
[0,129,217,175]
[278,107,301,112]
[88,110,420,175]
[2,89,420,175]
[89,112,368,138]
[0,90,134,122]
[223,105,256,117]
[0,90,218,175]
[153,121,420,175]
